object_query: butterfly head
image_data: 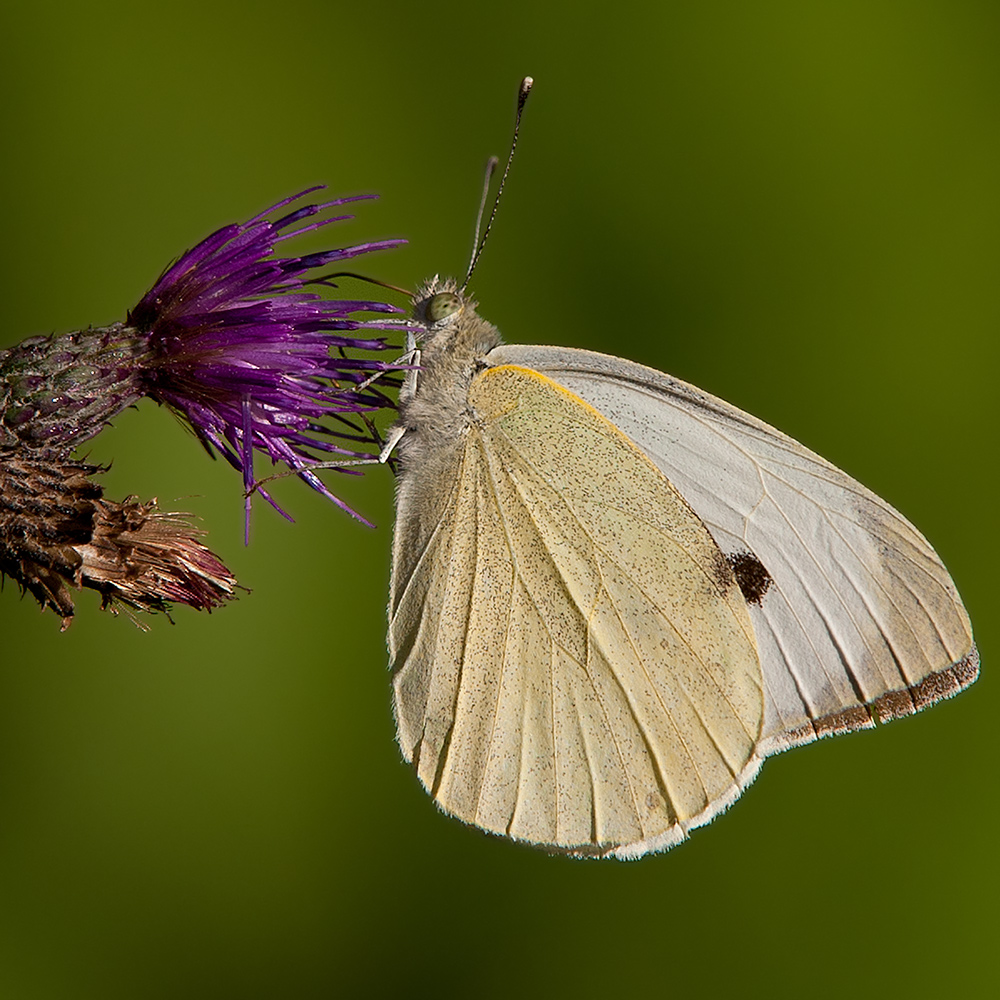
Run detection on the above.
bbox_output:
[411,277,501,363]
[413,277,469,326]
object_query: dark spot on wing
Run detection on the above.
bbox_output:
[727,550,773,605]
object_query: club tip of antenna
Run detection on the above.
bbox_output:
[520,76,534,101]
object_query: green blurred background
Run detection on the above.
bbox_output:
[1,1,997,996]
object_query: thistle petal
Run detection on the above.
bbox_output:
[128,189,410,531]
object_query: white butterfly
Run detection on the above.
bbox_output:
[385,277,978,860]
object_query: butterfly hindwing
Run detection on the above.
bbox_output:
[389,364,764,856]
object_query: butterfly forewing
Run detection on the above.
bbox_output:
[390,363,765,856]
[488,345,978,752]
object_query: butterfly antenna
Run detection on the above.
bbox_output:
[467,155,500,274]
[462,75,534,291]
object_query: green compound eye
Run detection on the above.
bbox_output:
[425,292,462,322]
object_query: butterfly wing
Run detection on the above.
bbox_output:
[389,364,764,857]
[487,345,978,753]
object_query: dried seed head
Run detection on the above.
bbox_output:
[0,449,237,628]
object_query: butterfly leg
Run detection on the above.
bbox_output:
[397,338,422,403]
[378,423,407,463]
[378,338,422,463]
[354,335,420,395]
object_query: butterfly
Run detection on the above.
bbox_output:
[384,276,978,860]
[373,75,978,859]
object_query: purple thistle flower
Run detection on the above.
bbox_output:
[0,188,409,625]
[2,189,409,542]
[129,188,408,535]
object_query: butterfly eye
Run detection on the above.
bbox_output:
[425,292,462,322]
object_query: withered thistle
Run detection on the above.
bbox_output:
[0,453,237,631]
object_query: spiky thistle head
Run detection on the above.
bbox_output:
[1,189,410,538]
[129,188,408,532]
[1,188,410,626]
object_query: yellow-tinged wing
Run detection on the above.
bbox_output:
[389,365,764,858]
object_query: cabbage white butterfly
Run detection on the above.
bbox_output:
[385,81,977,859]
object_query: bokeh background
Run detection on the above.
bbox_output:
[1,1,997,996]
